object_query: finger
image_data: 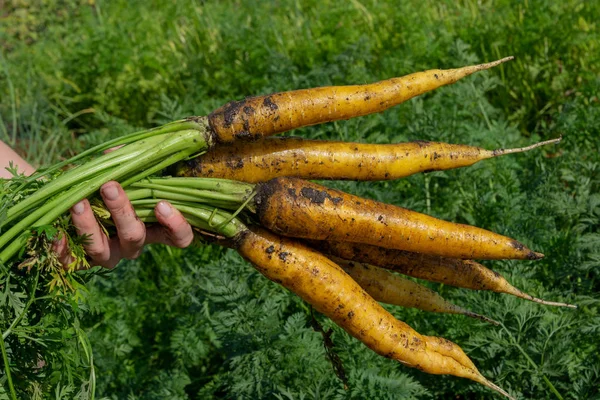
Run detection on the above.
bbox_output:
[145,201,194,248]
[100,181,146,259]
[70,199,113,266]
[102,237,125,269]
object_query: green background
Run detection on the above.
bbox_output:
[1,0,598,398]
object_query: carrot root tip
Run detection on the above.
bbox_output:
[530,251,545,260]
[497,55,515,64]
[480,378,516,400]
[466,312,501,326]
[530,297,578,309]
[490,136,563,157]
[507,286,578,309]
[476,56,515,71]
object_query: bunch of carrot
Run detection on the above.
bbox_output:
[0,57,572,399]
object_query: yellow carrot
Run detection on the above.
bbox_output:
[313,240,575,308]
[208,58,514,142]
[178,137,560,183]
[228,226,513,399]
[254,177,542,260]
[333,257,499,324]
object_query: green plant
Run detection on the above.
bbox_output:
[1,0,598,398]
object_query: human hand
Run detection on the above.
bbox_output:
[53,181,194,269]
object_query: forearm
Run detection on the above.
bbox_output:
[0,141,36,178]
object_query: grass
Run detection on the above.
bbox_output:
[1,0,599,398]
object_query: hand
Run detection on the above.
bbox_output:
[54,181,194,269]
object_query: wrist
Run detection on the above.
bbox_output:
[0,141,36,178]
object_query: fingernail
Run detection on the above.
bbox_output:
[156,201,173,217]
[72,201,85,215]
[102,184,119,201]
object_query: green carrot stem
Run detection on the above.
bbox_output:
[137,176,254,194]
[136,202,247,238]
[134,208,211,231]
[126,183,249,204]
[130,197,240,210]
[126,188,217,203]
[125,189,173,201]
[169,203,245,237]
[0,119,205,225]
[0,130,208,260]
[119,150,206,188]
[134,202,244,238]
[3,118,211,227]
[27,119,204,182]
[2,134,165,227]
[131,208,157,219]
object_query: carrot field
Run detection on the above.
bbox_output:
[1,1,598,399]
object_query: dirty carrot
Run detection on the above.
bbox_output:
[120,175,541,261]
[312,240,576,308]
[132,194,509,392]
[178,137,560,183]
[124,177,573,305]
[331,257,500,324]
[226,225,513,399]
[122,176,543,261]
[253,177,542,260]
[133,198,496,384]
[208,57,513,142]
[134,204,494,379]
[123,184,517,396]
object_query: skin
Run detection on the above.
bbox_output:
[1,141,193,268]
[208,58,513,142]
[178,138,511,183]
[254,177,542,260]
[0,141,36,178]
[233,226,488,380]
